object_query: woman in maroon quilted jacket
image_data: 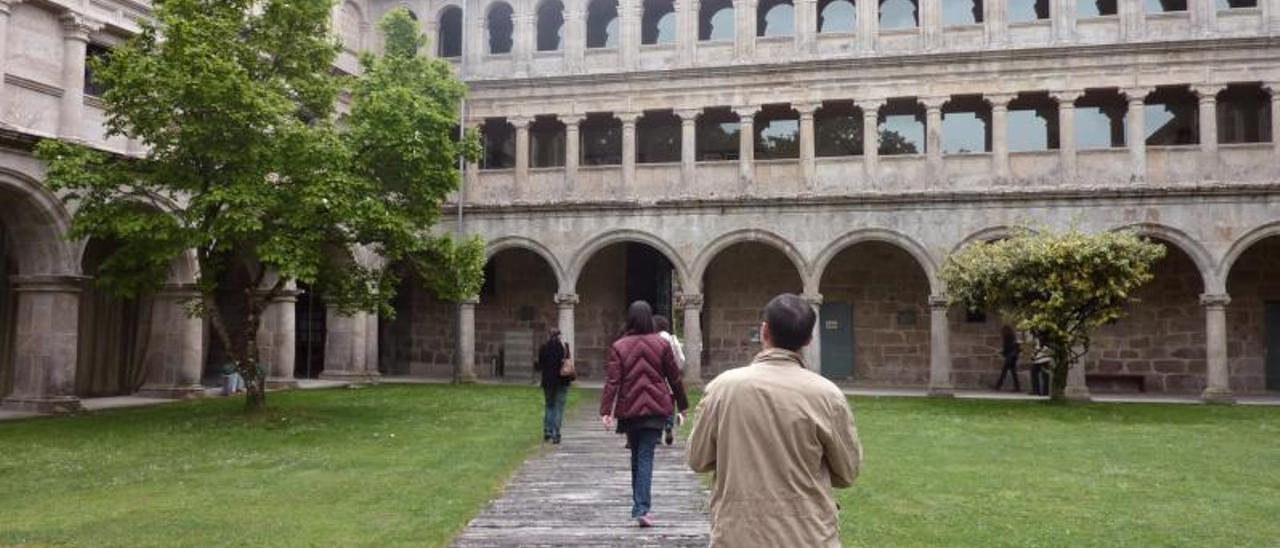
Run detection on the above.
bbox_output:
[600,300,690,528]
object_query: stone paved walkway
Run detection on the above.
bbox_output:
[452,396,710,547]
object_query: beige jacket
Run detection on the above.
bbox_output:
[688,348,862,547]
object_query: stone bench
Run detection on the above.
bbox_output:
[1086,373,1147,393]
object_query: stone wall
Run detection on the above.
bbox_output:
[949,310,1005,390]
[821,242,932,387]
[379,273,456,378]
[475,249,558,380]
[703,243,803,376]
[574,245,628,379]
[1226,236,1280,393]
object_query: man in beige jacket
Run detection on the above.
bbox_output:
[688,293,863,547]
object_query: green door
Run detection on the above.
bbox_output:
[1266,302,1280,391]
[820,302,854,380]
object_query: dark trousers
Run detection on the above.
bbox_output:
[627,428,662,518]
[995,354,1020,391]
[1030,362,1049,396]
[542,384,568,439]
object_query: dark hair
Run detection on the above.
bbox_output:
[763,293,815,351]
[1001,325,1016,344]
[548,328,562,342]
[654,315,671,332]
[625,300,656,335]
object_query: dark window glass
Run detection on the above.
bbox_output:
[481,118,516,169]
[530,116,566,168]
[438,7,463,57]
[581,114,622,165]
[487,3,514,54]
[1218,84,1271,144]
[638,111,681,163]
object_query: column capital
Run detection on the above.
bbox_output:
[554,292,580,306]
[1121,86,1153,103]
[794,100,822,115]
[9,274,87,293]
[560,114,585,126]
[1200,293,1231,308]
[856,99,883,116]
[617,111,642,124]
[509,115,533,128]
[984,93,1017,108]
[1265,82,1280,96]
[59,12,101,41]
[0,0,20,16]
[733,105,761,119]
[674,107,703,121]
[801,292,823,306]
[1051,89,1084,105]
[920,95,949,111]
[928,295,950,309]
[459,296,480,306]
[156,283,203,299]
[676,292,704,309]
[1191,84,1224,100]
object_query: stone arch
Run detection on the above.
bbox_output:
[486,236,568,292]
[567,229,690,291]
[1220,220,1280,292]
[1113,222,1218,294]
[811,228,940,295]
[691,229,808,292]
[949,225,1021,255]
[0,168,76,276]
[337,0,369,52]
[435,4,464,57]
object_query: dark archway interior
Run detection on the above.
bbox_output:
[577,242,676,378]
[0,221,15,398]
[703,242,803,376]
[295,282,327,379]
[77,238,149,397]
[1226,235,1280,393]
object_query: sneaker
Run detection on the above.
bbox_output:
[664,428,674,446]
[636,514,654,528]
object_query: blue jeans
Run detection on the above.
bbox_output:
[543,384,568,439]
[627,428,662,518]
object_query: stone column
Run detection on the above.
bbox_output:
[735,105,760,187]
[1201,293,1234,403]
[465,3,484,74]
[622,1,640,69]
[516,12,535,76]
[555,293,578,356]
[923,96,947,181]
[1122,0,1145,41]
[259,287,299,388]
[678,293,704,385]
[988,93,1014,179]
[734,0,757,61]
[365,311,380,379]
[1193,0,1215,36]
[797,0,818,54]
[923,0,942,49]
[1269,0,1280,35]
[620,111,640,190]
[59,14,96,141]
[1064,354,1091,400]
[512,115,532,197]
[137,284,206,399]
[801,293,823,374]
[987,0,1008,46]
[0,1,12,124]
[858,0,877,52]
[1269,83,1280,157]
[566,6,585,72]
[563,114,583,191]
[1055,0,1077,43]
[677,107,701,188]
[797,101,820,189]
[1193,84,1222,180]
[321,306,373,382]
[928,296,954,396]
[858,99,882,179]
[1,276,83,413]
[1053,89,1082,180]
[1123,87,1150,182]
[458,297,478,382]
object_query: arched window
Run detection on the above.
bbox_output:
[879,0,919,28]
[339,1,365,52]
[818,0,856,32]
[587,0,620,48]
[487,2,515,54]
[642,0,678,44]
[699,0,735,40]
[758,0,795,37]
[537,0,565,51]
[438,6,463,57]
[755,105,800,159]
[638,111,681,163]
[481,118,516,169]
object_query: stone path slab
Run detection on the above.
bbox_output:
[452,395,710,547]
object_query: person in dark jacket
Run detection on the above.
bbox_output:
[601,301,689,528]
[994,325,1021,392]
[536,329,572,444]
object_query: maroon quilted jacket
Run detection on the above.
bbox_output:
[600,333,690,419]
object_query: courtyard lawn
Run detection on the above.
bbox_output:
[839,397,1280,547]
[0,384,568,548]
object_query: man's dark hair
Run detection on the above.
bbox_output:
[654,315,671,332]
[625,300,656,335]
[763,293,816,351]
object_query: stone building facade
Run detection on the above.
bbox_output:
[1,0,1279,412]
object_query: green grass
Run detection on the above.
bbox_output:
[0,384,572,548]
[839,397,1280,547]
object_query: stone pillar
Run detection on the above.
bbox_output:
[675,0,693,65]
[1193,84,1222,180]
[515,12,533,75]
[0,1,11,124]
[59,14,96,141]
[858,0,877,52]
[858,99,882,179]
[1123,87,1150,182]
[365,311,380,379]
[928,296,954,397]
[137,285,206,398]
[923,0,942,49]
[1201,293,1234,403]
[563,114,583,191]
[466,3,484,74]
[565,6,585,72]
[458,297,478,382]
[678,293,704,385]
[988,93,1013,179]
[797,101,820,189]
[1053,89,1082,180]
[734,0,757,61]
[320,306,374,382]
[1055,0,1077,43]
[801,293,823,374]
[259,287,299,388]
[1193,0,1215,36]
[735,105,760,187]
[555,293,578,356]
[1269,0,1280,35]
[987,0,1008,46]
[512,115,531,196]
[923,96,947,181]
[797,0,818,54]
[1122,0,1145,41]
[1269,83,1280,157]
[1064,353,1091,400]
[1,276,83,413]
[677,108,701,188]
[620,111,640,190]
[622,1,640,69]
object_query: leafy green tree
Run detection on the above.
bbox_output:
[36,1,482,410]
[940,227,1166,402]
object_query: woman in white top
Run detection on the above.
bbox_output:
[654,315,684,445]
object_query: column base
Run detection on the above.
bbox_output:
[1201,388,1235,404]
[455,371,478,384]
[1064,386,1092,402]
[1,395,83,414]
[319,371,380,384]
[135,384,207,400]
[266,377,301,390]
[927,385,955,398]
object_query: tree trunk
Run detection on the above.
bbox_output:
[240,310,267,411]
[1049,347,1071,403]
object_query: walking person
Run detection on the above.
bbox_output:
[601,301,690,528]
[536,329,573,444]
[654,315,685,446]
[688,293,862,548]
[993,325,1021,392]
